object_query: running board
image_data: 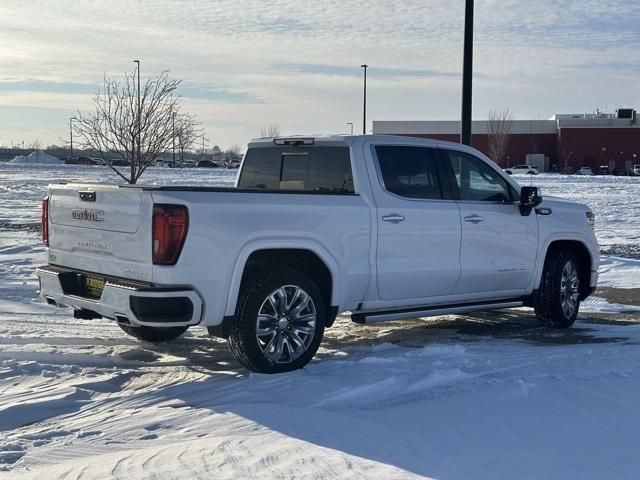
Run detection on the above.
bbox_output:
[351,299,524,324]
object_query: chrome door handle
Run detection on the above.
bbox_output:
[464,215,484,223]
[382,214,405,223]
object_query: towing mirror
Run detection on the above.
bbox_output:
[519,186,541,216]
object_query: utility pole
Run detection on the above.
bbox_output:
[133,60,141,176]
[69,116,76,160]
[361,64,368,134]
[172,111,176,168]
[347,122,354,135]
[460,0,474,146]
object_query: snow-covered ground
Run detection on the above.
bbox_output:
[2,164,640,479]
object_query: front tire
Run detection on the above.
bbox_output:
[119,324,188,342]
[534,250,581,328]
[228,268,326,373]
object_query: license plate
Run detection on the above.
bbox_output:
[83,275,106,298]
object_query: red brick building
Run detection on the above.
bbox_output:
[373,111,640,172]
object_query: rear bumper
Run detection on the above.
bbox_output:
[36,265,203,327]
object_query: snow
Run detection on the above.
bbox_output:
[2,165,640,479]
[598,256,640,289]
[9,151,63,165]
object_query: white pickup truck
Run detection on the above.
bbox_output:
[37,135,599,373]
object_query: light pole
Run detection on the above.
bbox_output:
[69,116,77,160]
[201,133,207,159]
[133,59,141,171]
[460,0,474,146]
[347,122,354,135]
[172,111,176,168]
[361,64,368,134]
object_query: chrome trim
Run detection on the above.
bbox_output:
[354,301,523,323]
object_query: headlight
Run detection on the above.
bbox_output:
[586,211,595,229]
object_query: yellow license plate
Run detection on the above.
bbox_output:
[84,275,106,297]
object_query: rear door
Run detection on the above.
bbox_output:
[441,148,538,295]
[47,184,154,282]
[369,144,462,301]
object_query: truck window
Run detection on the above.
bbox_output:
[238,146,354,193]
[444,150,514,202]
[374,146,443,200]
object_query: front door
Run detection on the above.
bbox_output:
[369,144,462,301]
[441,148,538,295]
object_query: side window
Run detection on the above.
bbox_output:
[238,147,354,193]
[375,146,443,200]
[445,150,513,202]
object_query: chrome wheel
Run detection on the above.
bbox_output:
[256,285,317,364]
[560,260,580,318]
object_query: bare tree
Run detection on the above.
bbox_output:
[228,144,242,156]
[174,114,202,164]
[487,108,513,166]
[74,69,192,183]
[259,124,280,138]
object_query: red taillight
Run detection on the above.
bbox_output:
[152,204,188,265]
[41,198,49,246]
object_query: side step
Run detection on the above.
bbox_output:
[351,299,524,324]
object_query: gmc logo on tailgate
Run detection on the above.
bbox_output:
[72,209,104,222]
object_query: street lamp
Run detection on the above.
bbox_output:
[360,64,368,135]
[133,59,141,166]
[347,122,354,135]
[172,111,176,168]
[460,0,474,146]
[201,133,207,159]
[69,116,77,160]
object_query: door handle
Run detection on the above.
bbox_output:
[464,215,484,223]
[382,214,405,223]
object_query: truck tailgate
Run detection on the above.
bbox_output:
[47,184,154,282]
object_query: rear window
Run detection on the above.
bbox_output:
[237,146,354,193]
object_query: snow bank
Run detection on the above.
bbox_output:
[9,150,62,165]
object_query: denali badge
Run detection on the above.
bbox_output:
[72,208,104,222]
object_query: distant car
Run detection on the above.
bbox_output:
[197,160,220,168]
[576,167,594,176]
[225,158,241,169]
[596,165,610,175]
[504,165,539,175]
[633,165,640,176]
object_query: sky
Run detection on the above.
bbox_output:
[0,0,639,150]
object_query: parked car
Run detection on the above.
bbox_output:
[197,160,220,168]
[596,165,610,175]
[576,167,594,176]
[225,158,241,169]
[504,165,539,175]
[634,165,640,176]
[37,135,599,373]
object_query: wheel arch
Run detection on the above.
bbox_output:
[225,240,341,323]
[537,238,594,300]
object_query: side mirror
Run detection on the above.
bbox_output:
[519,186,541,216]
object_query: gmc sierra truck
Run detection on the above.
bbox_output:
[37,135,599,373]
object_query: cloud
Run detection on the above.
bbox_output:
[0,0,638,148]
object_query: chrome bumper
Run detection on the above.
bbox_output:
[36,265,203,327]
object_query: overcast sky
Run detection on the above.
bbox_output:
[1,0,639,150]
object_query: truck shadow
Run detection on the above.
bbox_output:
[136,309,639,479]
[154,308,636,375]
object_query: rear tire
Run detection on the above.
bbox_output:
[118,324,188,342]
[228,268,326,373]
[534,250,581,328]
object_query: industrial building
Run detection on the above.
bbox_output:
[373,109,640,172]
